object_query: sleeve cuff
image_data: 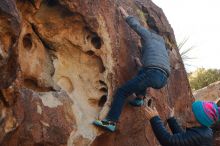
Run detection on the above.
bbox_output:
[150,116,161,124]
[167,117,176,123]
[126,15,133,19]
[125,16,135,22]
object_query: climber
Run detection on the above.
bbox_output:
[145,100,217,146]
[93,6,170,132]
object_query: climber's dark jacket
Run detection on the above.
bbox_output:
[150,116,213,146]
[126,16,170,76]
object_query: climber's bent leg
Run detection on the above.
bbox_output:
[106,68,168,121]
[106,68,150,122]
[93,70,148,132]
[93,68,168,132]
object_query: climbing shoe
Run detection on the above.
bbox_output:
[129,97,144,107]
[93,119,116,132]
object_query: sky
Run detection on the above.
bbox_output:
[152,0,220,72]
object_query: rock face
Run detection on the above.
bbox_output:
[194,81,220,104]
[0,0,194,146]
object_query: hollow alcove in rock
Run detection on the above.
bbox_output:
[99,87,108,93]
[24,0,111,144]
[86,50,95,56]
[18,21,56,91]
[91,35,102,50]
[98,95,107,107]
[57,76,74,93]
[23,33,33,50]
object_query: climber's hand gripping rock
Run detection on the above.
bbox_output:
[144,106,159,120]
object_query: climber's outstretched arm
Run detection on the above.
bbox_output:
[119,6,151,39]
[167,107,185,134]
[145,106,201,146]
[167,117,185,134]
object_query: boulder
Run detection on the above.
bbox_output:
[193,81,220,104]
[0,0,194,145]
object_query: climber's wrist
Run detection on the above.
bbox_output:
[119,6,129,18]
[124,13,129,19]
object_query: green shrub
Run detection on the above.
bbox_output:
[189,68,220,90]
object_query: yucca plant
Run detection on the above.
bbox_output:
[178,37,195,67]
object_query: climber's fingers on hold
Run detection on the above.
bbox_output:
[144,107,151,119]
[144,106,159,120]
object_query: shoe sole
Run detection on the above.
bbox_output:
[93,121,115,132]
[129,101,143,107]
